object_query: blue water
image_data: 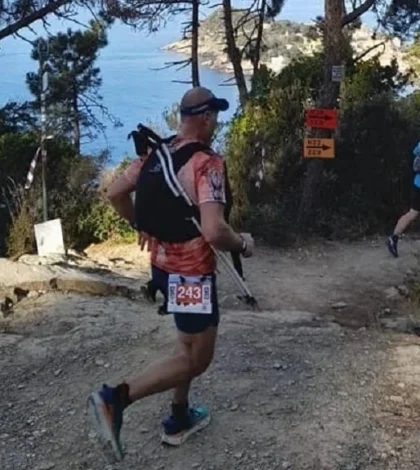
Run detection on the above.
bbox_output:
[0,0,377,162]
[0,21,239,163]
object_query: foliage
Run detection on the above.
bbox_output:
[0,126,136,255]
[76,158,136,244]
[0,0,185,43]
[226,53,420,242]
[5,186,35,259]
[162,103,180,132]
[26,21,121,153]
[406,34,420,81]
[226,66,308,228]
[341,57,412,103]
[385,0,420,37]
[0,101,36,133]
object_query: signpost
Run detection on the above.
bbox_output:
[304,108,338,130]
[38,39,49,222]
[332,65,345,82]
[304,138,335,159]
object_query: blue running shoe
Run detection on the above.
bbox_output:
[87,384,126,462]
[161,406,210,446]
[387,236,399,258]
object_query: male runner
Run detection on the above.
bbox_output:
[88,86,254,460]
[387,140,420,257]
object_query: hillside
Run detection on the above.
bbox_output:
[164,9,409,75]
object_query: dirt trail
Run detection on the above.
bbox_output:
[2,237,420,470]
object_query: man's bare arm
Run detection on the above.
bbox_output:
[106,174,136,223]
[200,201,244,252]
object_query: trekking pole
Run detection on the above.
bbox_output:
[138,125,259,309]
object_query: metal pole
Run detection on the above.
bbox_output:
[38,41,49,222]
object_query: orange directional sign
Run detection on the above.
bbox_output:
[304,108,338,130]
[304,138,335,159]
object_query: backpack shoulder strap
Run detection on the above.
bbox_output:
[170,141,213,173]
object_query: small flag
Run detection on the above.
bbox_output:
[24,146,41,190]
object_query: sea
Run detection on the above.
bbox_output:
[0,1,376,164]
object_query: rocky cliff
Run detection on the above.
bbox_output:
[164,9,409,75]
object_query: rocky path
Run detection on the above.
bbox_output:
[1,237,420,470]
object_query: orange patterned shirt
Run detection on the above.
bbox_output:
[124,137,226,276]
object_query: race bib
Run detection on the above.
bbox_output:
[167,274,213,314]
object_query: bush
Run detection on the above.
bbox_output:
[4,184,35,259]
[76,161,136,244]
[0,130,137,255]
[225,55,420,242]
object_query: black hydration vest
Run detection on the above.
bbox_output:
[134,138,233,243]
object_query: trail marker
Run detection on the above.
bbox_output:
[304,138,335,159]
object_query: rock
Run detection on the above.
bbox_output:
[13,286,29,301]
[53,369,62,377]
[234,452,243,459]
[332,301,347,310]
[282,463,291,470]
[382,307,392,316]
[389,395,404,403]
[0,296,14,317]
[397,284,410,297]
[384,287,399,300]
[34,463,55,470]
[0,258,140,300]
[27,291,39,299]
[230,404,239,411]
[95,359,105,366]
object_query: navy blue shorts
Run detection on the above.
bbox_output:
[151,265,220,334]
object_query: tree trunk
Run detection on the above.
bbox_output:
[296,0,346,232]
[191,0,200,87]
[72,85,81,154]
[252,0,266,76]
[222,0,248,107]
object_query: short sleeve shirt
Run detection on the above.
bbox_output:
[124,137,226,275]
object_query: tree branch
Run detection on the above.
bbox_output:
[353,40,386,64]
[341,0,376,27]
[0,0,70,41]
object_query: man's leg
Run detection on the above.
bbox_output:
[393,209,419,237]
[127,326,217,401]
[172,341,192,405]
[87,326,217,459]
[88,267,219,459]
[173,379,192,405]
[387,209,419,257]
[160,328,217,446]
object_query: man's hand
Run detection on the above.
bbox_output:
[139,232,152,251]
[240,233,254,258]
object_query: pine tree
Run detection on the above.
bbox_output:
[26,20,120,154]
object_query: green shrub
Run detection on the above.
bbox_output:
[225,54,420,242]
[5,186,35,259]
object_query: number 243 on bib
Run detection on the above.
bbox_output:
[167,274,212,314]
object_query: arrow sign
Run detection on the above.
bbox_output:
[305,108,338,130]
[304,138,335,159]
